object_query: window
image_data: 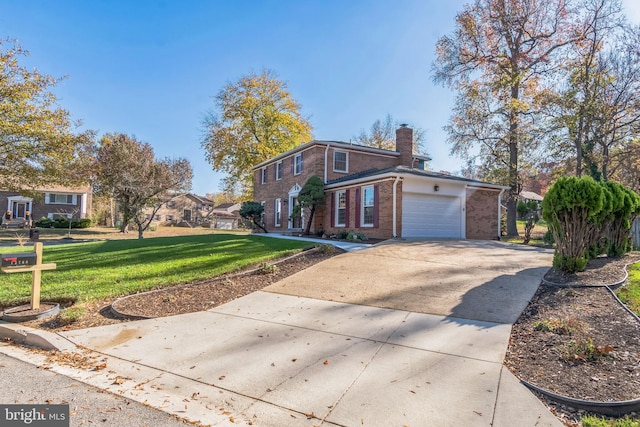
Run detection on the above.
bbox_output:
[362,186,375,226]
[294,153,303,175]
[154,214,160,221]
[166,201,175,208]
[166,215,174,221]
[184,209,192,222]
[261,167,267,184]
[47,193,74,204]
[333,151,348,173]
[276,161,283,180]
[335,190,346,226]
[274,198,282,227]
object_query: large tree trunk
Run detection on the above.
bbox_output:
[506,86,520,237]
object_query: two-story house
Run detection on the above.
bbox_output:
[253,126,508,240]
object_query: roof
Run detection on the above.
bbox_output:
[214,203,238,209]
[520,191,544,201]
[325,166,508,190]
[252,140,401,169]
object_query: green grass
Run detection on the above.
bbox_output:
[582,415,640,427]
[0,234,311,307]
[616,262,640,316]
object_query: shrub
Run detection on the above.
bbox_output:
[34,217,53,228]
[607,183,640,257]
[542,230,554,246]
[316,244,335,254]
[336,230,349,239]
[542,176,604,273]
[556,338,614,363]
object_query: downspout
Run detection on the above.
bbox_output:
[392,176,400,238]
[324,144,330,184]
[498,188,506,240]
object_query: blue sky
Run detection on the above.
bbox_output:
[2,1,640,196]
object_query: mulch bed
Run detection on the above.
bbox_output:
[17,248,342,331]
[506,253,640,425]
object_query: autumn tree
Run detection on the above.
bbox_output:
[547,0,638,180]
[432,0,583,236]
[353,114,429,157]
[0,39,93,190]
[96,133,192,239]
[201,69,312,199]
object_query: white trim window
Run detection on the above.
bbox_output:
[274,198,282,227]
[333,151,348,173]
[166,215,174,221]
[260,201,266,225]
[45,193,76,205]
[294,153,303,175]
[276,161,283,180]
[261,167,267,184]
[335,190,346,227]
[362,186,375,227]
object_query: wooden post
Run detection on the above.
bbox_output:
[31,242,43,310]
[1,242,56,311]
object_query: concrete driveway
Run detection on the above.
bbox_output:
[266,239,553,324]
[1,239,559,427]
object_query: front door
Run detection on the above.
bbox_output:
[184,209,192,222]
[12,202,26,219]
[291,197,301,229]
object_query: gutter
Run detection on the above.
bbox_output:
[392,176,400,237]
[324,144,330,184]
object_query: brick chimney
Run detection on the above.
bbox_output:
[396,124,413,167]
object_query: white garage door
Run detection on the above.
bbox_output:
[402,193,463,238]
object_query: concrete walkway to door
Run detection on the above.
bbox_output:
[266,239,553,324]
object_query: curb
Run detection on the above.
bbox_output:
[0,321,77,352]
[521,379,640,417]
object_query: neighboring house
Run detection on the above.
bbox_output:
[149,193,216,226]
[252,126,508,240]
[0,185,92,226]
[210,203,242,230]
[519,191,544,203]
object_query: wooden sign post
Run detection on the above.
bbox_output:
[1,242,56,310]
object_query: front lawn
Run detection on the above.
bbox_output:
[616,262,640,316]
[0,234,311,307]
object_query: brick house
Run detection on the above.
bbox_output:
[252,126,508,240]
[0,185,92,226]
[147,193,216,226]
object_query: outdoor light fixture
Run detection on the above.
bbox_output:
[434,185,440,192]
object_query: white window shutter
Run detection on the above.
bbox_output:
[45,194,50,204]
[72,195,77,204]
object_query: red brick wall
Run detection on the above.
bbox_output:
[466,188,501,240]
[253,145,327,231]
[325,147,397,182]
[322,179,400,240]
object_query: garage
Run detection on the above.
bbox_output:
[401,192,463,238]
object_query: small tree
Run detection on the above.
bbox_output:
[542,176,604,272]
[292,176,325,235]
[239,202,268,233]
[95,133,193,239]
[516,201,539,245]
